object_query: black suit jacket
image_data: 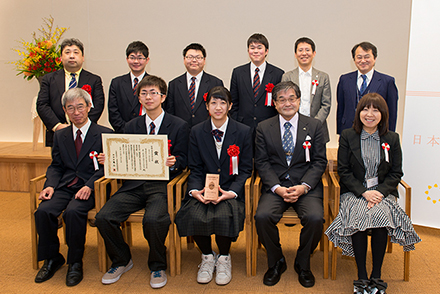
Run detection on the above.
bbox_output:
[117,112,189,193]
[37,69,105,146]
[108,72,149,133]
[165,72,223,128]
[338,128,403,198]
[186,119,253,202]
[45,122,113,190]
[230,62,284,130]
[255,114,327,197]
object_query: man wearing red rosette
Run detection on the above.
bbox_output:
[34,88,112,286]
[282,37,331,143]
[254,81,327,288]
[230,33,284,142]
[175,86,253,286]
[37,38,105,147]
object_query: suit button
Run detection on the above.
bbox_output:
[192,114,195,118]
[217,168,221,172]
[254,104,257,107]
[254,117,257,120]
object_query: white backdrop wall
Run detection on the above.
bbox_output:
[0,0,412,148]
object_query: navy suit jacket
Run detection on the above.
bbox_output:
[338,128,403,198]
[108,72,149,133]
[45,122,113,190]
[186,119,253,202]
[230,62,284,130]
[165,72,223,128]
[37,69,105,146]
[116,112,189,193]
[255,114,327,197]
[336,70,398,134]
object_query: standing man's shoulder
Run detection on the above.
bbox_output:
[202,71,223,86]
[339,70,357,81]
[164,112,188,128]
[232,62,251,73]
[168,73,186,85]
[373,70,396,82]
[257,115,279,130]
[266,62,285,76]
[110,72,131,84]
[92,122,114,134]
[80,69,102,81]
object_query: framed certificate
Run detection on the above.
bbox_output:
[102,133,169,180]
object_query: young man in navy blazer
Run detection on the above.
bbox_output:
[337,42,398,134]
[230,33,284,138]
[165,43,223,128]
[37,38,105,147]
[96,76,189,289]
[34,88,112,287]
[108,41,150,133]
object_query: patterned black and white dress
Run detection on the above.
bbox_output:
[325,130,421,257]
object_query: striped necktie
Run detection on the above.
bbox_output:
[359,74,368,97]
[69,73,77,89]
[189,76,196,112]
[149,122,156,135]
[253,68,260,99]
[282,122,294,163]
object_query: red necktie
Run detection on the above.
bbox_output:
[189,77,196,112]
[253,68,260,99]
[68,129,82,187]
[149,122,156,135]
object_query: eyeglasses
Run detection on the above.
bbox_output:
[139,91,164,98]
[128,56,147,61]
[276,97,299,105]
[185,55,204,61]
[66,105,86,113]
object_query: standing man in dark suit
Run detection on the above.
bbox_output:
[337,41,398,134]
[254,81,327,288]
[95,76,189,289]
[230,33,284,137]
[34,88,112,286]
[165,43,223,128]
[108,41,150,133]
[37,38,105,146]
[282,37,331,143]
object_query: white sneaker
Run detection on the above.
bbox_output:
[197,253,216,284]
[101,259,133,284]
[150,270,167,289]
[215,254,232,285]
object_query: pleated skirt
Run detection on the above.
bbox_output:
[325,192,421,257]
[175,197,245,241]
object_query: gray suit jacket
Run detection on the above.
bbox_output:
[282,67,331,142]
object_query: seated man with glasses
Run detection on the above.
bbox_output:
[34,88,112,287]
[108,41,150,133]
[95,75,189,289]
[165,43,223,128]
[254,81,327,288]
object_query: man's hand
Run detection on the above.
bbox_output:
[166,155,176,167]
[75,186,92,200]
[275,185,307,203]
[97,153,105,165]
[39,187,54,200]
[55,123,69,131]
[211,187,236,205]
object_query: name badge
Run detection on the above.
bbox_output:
[366,177,379,188]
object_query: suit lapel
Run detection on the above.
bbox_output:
[78,123,98,166]
[368,70,382,94]
[177,74,192,113]
[242,63,254,102]
[122,73,137,109]
[291,116,308,165]
[194,72,209,112]
[202,120,220,164]
[257,63,272,103]
[55,70,65,98]
[350,131,364,167]
[62,126,77,165]
[349,71,358,104]
[219,119,237,166]
[268,116,287,166]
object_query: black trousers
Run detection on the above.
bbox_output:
[254,187,323,269]
[35,186,95,264]
[95,181,170,271]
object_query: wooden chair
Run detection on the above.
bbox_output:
[29,174,101,270]
[96,172,188,276]
[175,172,255,277]
[327,171,412,281]
[251,172,330,278]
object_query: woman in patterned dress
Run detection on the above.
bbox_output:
[325,93,421,294]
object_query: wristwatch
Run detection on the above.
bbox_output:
[301,183,310,194]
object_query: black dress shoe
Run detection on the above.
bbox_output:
[294,262,315,288]
[263,257,287,286]
[66,262,83,286]
[35,253,65,283]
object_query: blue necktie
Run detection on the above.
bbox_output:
[359,74,367,97]
[211,129,224,142]
[149,122,155,135]
[282,122,294,163]
[69,73,77,89]
[189,77,196,112]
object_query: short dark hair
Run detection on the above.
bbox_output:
[126,41,149,58]
[247,33,269,50]
[205,86,232,105]
[183,43,206,58]
[295,37,315,52]
[351,42,377,59]
[272,81,301,101]
[353,93,389,136]
[136,75,167,97]
[61,38,84,55]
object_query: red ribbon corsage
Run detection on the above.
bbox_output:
[227,144,240,175]
[265,83,275,106]
[381,143,390,162]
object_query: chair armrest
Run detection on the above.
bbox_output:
[329,171,340,213]
[175,170,190,211]
[30,174,47,213]
[245,172,254,220]
[399,179,412,217]
[253,173,262,215]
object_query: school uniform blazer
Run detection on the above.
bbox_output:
[337,128,403,198]
[37,69,105,146]
[165,72,223,128]
[186,119,253,202]
[116,112,189,193]
[230,62,284,130]
[336,70,398,134]
[255,114,327,197]
[44,122,113,190]
[108,72,149,133]
[281,67,331,142]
